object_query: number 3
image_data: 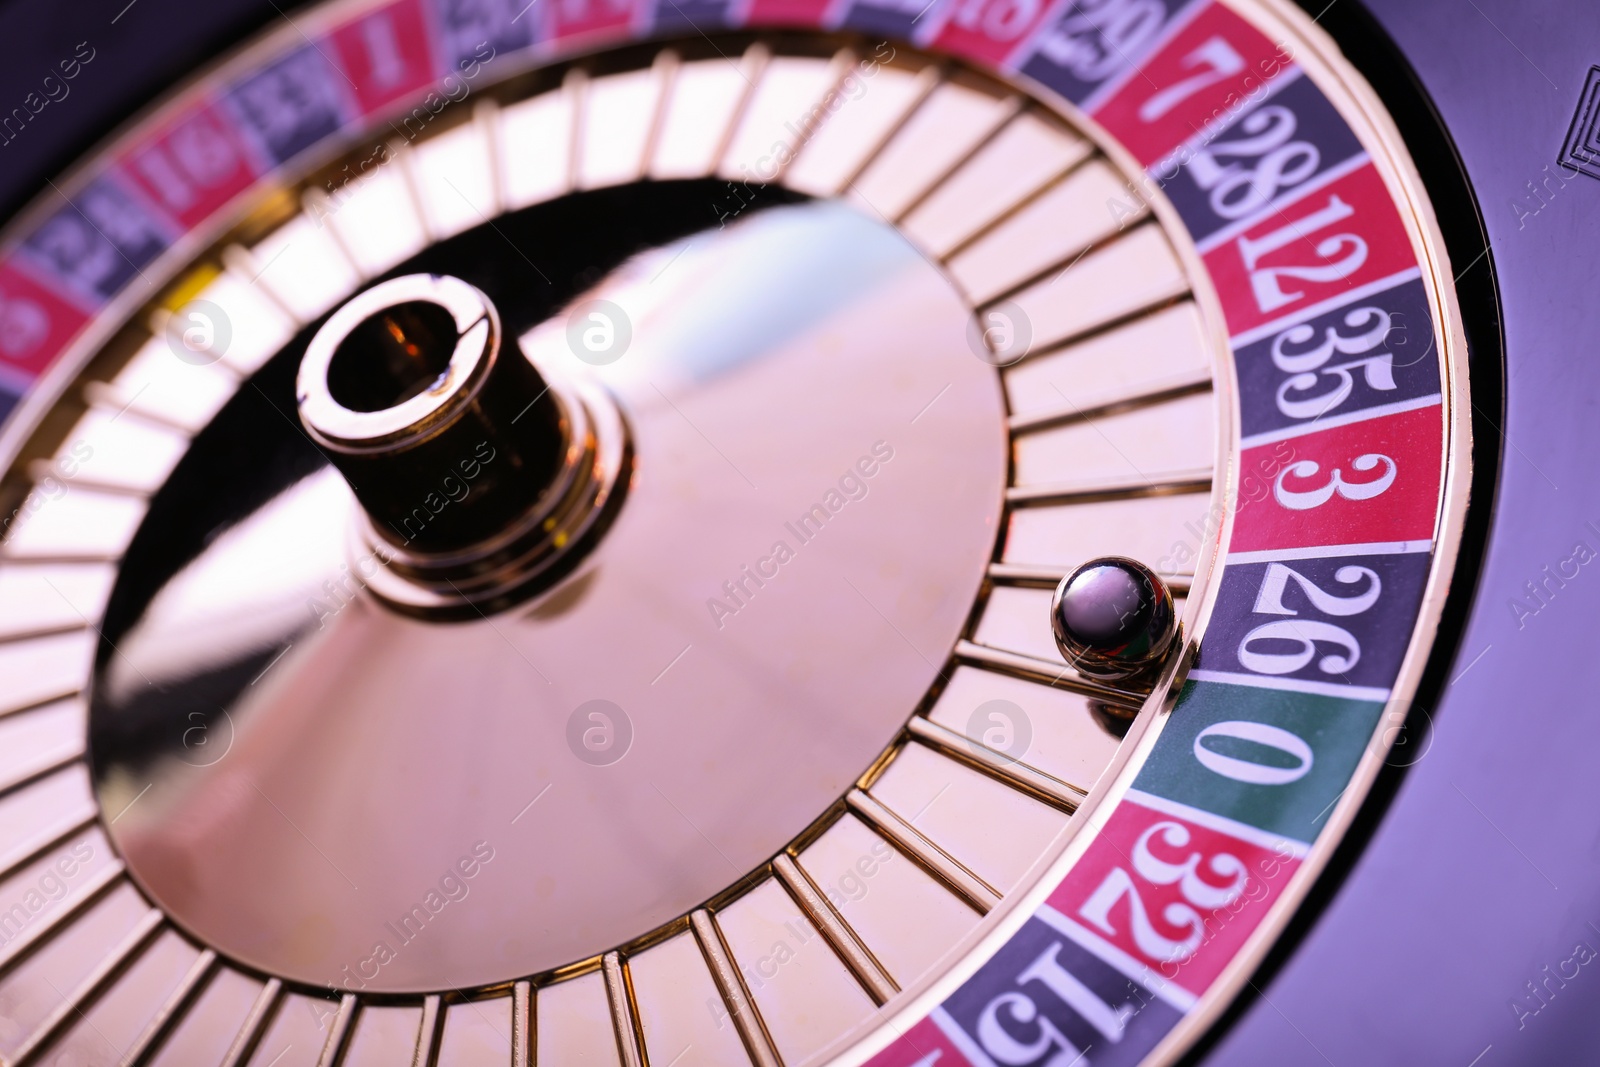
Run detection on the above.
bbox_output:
[1272,453,1396,510]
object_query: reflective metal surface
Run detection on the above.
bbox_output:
[89,199,1007,991]
[298,273,632,616]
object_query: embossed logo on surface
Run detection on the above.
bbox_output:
[1559,65,1600,180]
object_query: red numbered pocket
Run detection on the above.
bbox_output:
[1203,163,1418,337]
[1045,795,1302,997]
[330,0,441,115]
[546,0,647,45]
[863,1015,972,1067]
[1231,401,1443,553]
[116,101,262,232]
[928,0,1068,68]
[744,0,834,27]
[0,259,92,380]
[1090,1,1291,165]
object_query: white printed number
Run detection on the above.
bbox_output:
[1239,195,1368,313]
[1253,562,1382,616]
[1238,619,1359,675]
[1078,821,1248,962]
[358,12,407,90]
[135,124,239,212]
[1186,105,1321,219]
[0,295,49,358]
[1272,305,1396,419]
[1239,561,1383,676]
[1036,0,1165,81]
[1138,37,1244,122]
[1273,453,1396,510]
[1194,720,1312,785]
[974,942,1132,1066]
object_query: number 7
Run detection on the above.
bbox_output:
[1138,37,1246,122]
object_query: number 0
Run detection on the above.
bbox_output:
[1193,720,1313,785]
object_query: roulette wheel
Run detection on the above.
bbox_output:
[0,0,1594,1060]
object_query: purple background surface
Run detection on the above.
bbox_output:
[0,0,1596,1061]
[1214,1,1600,1064]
